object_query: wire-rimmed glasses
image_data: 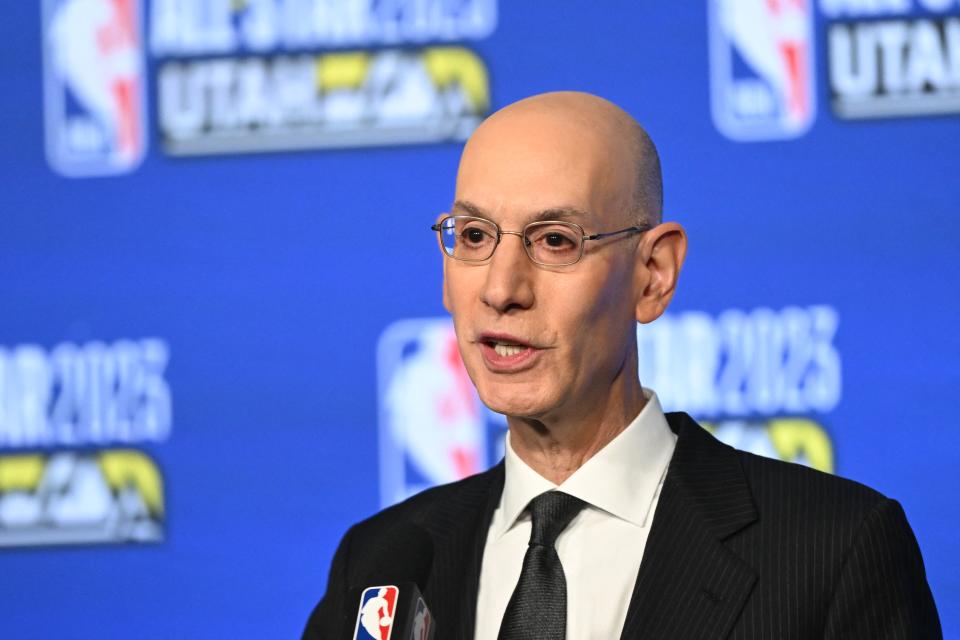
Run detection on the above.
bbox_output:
[431,215,650,266]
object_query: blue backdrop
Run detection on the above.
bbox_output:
[1,1,957,637]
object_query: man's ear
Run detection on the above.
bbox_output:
[634,222,687,324]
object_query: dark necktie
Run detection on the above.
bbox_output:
[497,491,587,640]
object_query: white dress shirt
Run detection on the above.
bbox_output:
[474,390,677,640]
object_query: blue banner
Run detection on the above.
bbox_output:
[1,1,957,637]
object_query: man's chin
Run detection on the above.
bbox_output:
[476,386,556,420]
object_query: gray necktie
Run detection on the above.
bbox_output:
[497,491,587,640]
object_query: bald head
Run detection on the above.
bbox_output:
[458,91,662,226]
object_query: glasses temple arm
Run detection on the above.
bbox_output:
[583,225,650,241]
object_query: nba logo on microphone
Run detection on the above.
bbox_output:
[708,0,816,141]
[354,586,399,640]
[413,597,432,639]
[41,0,147,177]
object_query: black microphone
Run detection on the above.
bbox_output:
[350,523,435,639]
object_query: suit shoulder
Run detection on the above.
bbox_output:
[347,465,500,541]
[736,448,887,523]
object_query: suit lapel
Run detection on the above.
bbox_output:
[418,462,504,639]
[417,413,757,638]
[619,413,758,640]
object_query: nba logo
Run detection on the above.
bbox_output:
[708,0,816,141]
[354,586,399,640]
[413,597,432,639]
[377,319,503,507]
[41,0,147,177]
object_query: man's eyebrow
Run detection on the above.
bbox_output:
[529,207,590,222]
[450,201,591,223]
[451,200,487,217]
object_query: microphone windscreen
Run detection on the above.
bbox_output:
[350,524,436,639]
[361,522,434,589]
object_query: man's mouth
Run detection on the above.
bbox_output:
[476,333,542,371]
[479,333,534,351]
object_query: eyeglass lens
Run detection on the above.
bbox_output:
[439,216,583,265]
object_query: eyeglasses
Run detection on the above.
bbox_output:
[431,215,650,266]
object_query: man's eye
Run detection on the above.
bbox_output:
[544,232,574,248]
[462,228,491,244]
[531,229,577,251]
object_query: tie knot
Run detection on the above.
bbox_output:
[526,491,586,547]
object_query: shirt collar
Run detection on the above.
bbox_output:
[497,389,677,538]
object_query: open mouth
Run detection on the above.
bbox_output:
[485,339,529,357]
[477,334,540,370]
[480,333,533,351]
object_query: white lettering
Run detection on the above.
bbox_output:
[948,19,960,83]
[159,62,208,140]
[160,56,323,139]
[0,339,173,449]
[151,0,235,56]
[907,20,950,90]
[638,305,842,417]
[820,0,911,19]
[242,0,281,51]
[877,21,910,92]
[0,347,54,446]
[917,0,957,11]
[157,48,488,154]
[831,17,960,105]
[150,0,498,56]
[830,23,879,97]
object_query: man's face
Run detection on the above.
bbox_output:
[443,107,642,422]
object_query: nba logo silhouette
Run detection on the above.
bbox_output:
[708,0,816,141]
[413,597,432,639]
[41,0,147,176]
[377,319,492,507]
[354,586,399,640]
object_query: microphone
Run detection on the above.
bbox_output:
[351,523,435,640]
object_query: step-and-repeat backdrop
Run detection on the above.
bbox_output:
[1,1,957,637]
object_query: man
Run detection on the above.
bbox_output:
[304,92,941,639]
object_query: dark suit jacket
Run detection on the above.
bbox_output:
[304,412,941,639]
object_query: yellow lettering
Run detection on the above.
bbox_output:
[98,450,165,516]
[423,47,490,111]
[768,418,834,473]
[316,52,370,91]
[0,455,44,491]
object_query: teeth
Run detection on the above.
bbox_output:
[493,343,525,357]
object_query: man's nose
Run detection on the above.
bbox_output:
[480,232,535,314]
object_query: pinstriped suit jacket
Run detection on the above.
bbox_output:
[303,412,942,639]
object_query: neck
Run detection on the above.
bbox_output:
[506,369,646,485]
